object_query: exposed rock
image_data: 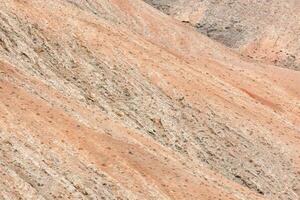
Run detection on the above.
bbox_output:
[144,0,300,70]
[0,0,299,200]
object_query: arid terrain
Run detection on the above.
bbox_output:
[0,0,299,200]
[145,0,300,70]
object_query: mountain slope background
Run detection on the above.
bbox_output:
[144,0,300,70]
[0,0,299,199]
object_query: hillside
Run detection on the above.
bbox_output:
[0,0,299,199]
[144,0,300,70]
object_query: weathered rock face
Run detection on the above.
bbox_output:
[144,0,300,71]
[143,0,173,14]
[0,0,300,200]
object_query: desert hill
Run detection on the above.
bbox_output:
[144,0,300,70]
[0,0,299,199]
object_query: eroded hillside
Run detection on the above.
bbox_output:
[144,0,300,70]
[0,0,300,199]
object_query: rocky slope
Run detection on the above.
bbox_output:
[0,0,300,199]
[144,0,300,70]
